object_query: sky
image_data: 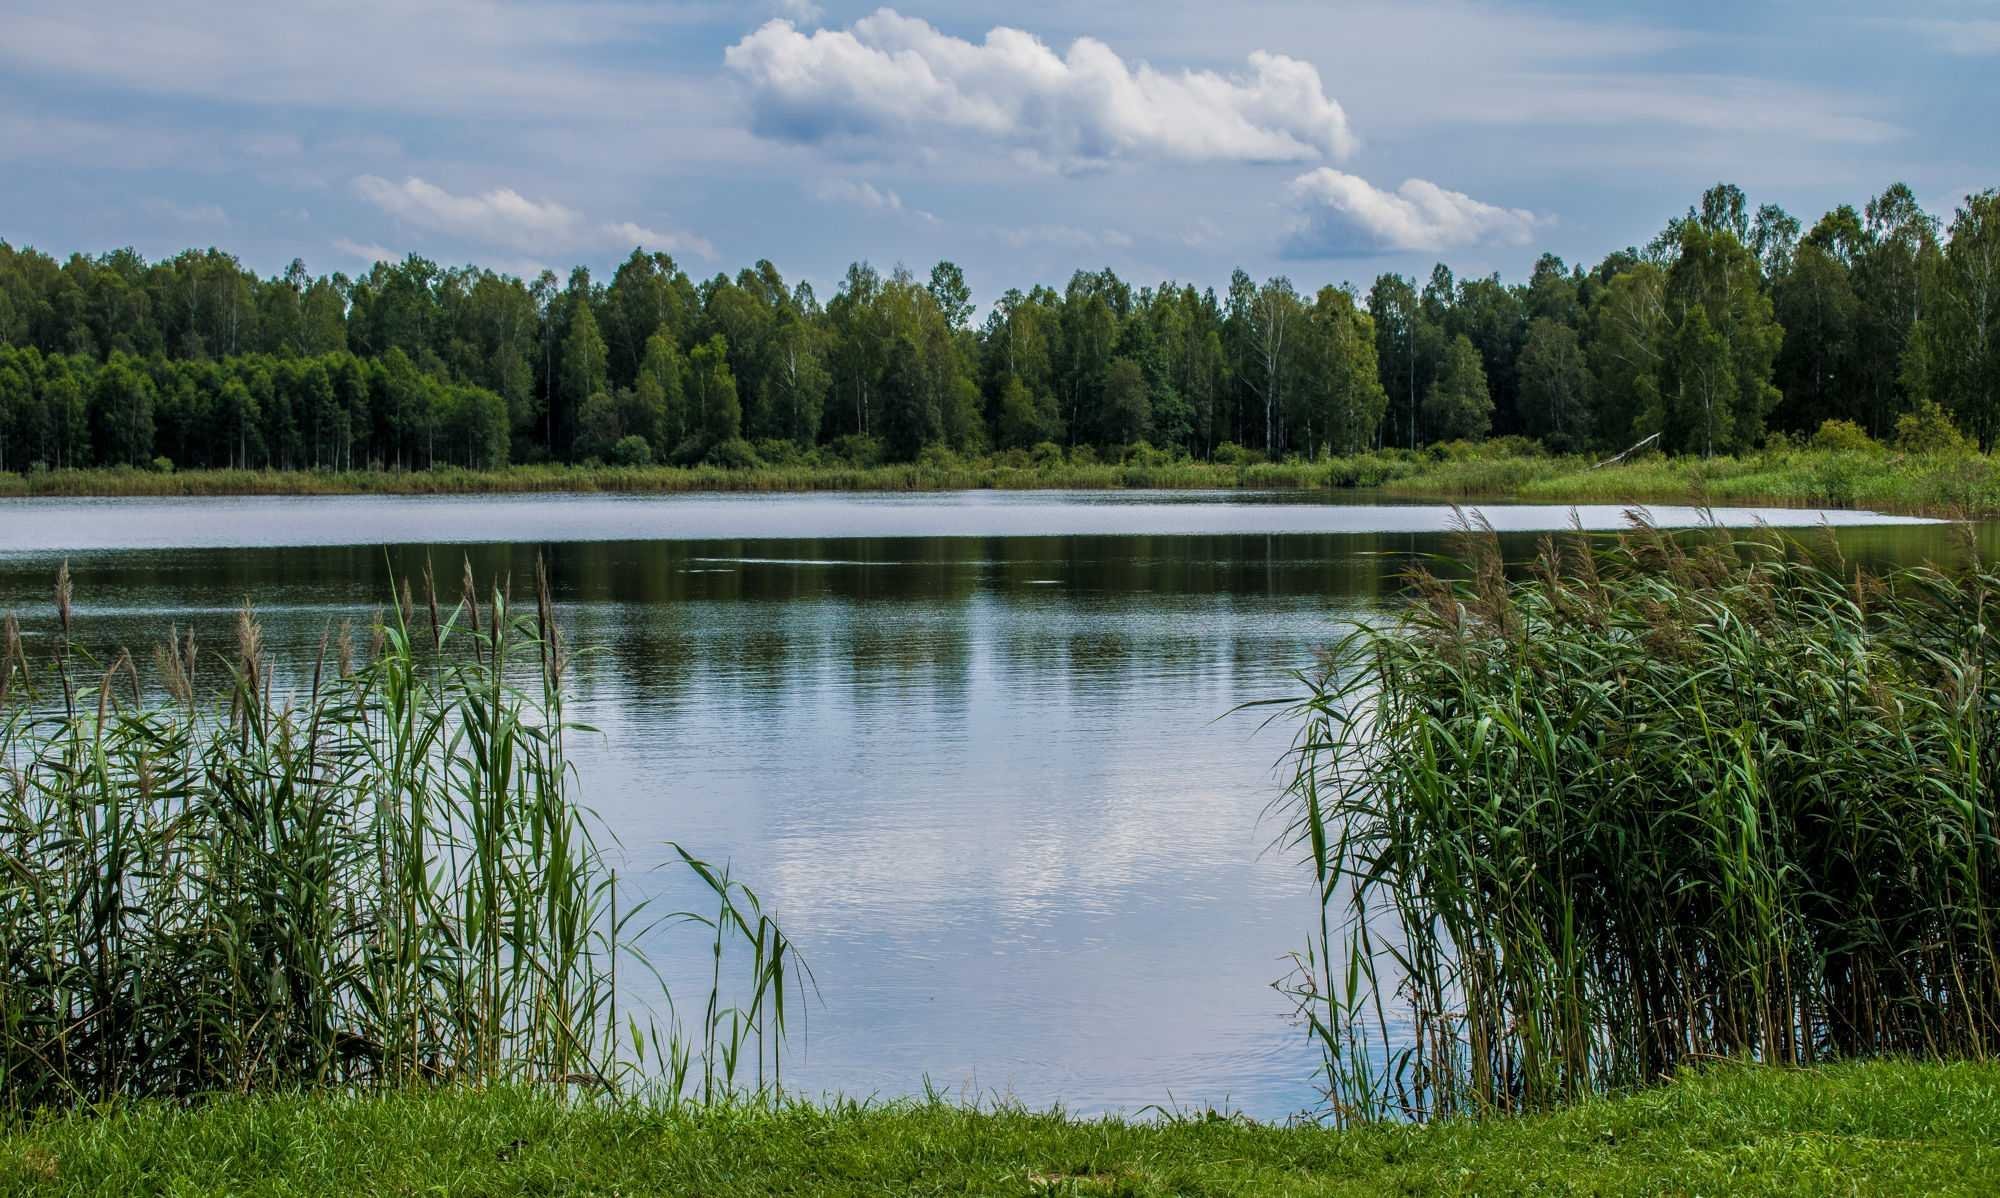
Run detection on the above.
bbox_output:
[1,1,1994,303]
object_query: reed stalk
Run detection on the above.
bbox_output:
[1281,513,2000,1122]
[0,565,803,1112]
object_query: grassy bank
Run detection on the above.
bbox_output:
[2,1061,1995,1195]
[5,446,2000,515]
[1377,446,2000,515]
[0,458,1334,498]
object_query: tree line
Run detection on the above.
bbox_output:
[0,181,1995,475]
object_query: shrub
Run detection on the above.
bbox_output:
[705,437,762,470]
[1810,418,1879,454]
[752,437,805,466]
[1483,434,1545,459]
[150,455,175,474]
[608,435,653,467]
[914,443,961,470]
[1029,441,1065,468]
[1069,444,1099,467]
[1212,441,1261,467]
[1894,401,1971,456]
[827,434,882,468]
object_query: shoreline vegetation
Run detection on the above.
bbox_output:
[4,528,1999,1190]
[4,1062,1997,1195]
[1280,520,2000,1125]
[1,181,1996,524]
[0,567,798,1113]
[5,442,2000,518]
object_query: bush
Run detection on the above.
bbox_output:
[914,444,961,470]
[1068,444,1099,467]
[705,437,762,470]
[1483,434,1545,459]
[827,434,883,468]
[608,435,653,467]
[1029,441,1065,468]
[150,456,175,474]
[1894,401,1971,456]
[1212,441,1261,467]
[1810,418,1879,454]
[752,437,805,466]
[1122,440,1172,467]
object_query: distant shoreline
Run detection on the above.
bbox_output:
[1,448,1995,518]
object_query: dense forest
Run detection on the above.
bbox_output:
[0,181,1995,475]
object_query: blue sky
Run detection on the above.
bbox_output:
[2,1,1993,302]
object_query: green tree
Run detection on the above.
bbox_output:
[1913,191,2000,447]
[89,354,155,466]
[1666,305,1735,458]
[1101,356,1151,446]
[559,296,607,459]
[1518,317,1593,452]
[927,261,973,330]
[1423,334,1492,442]
[574,391,621,461]
[624,331,683,452]
[686,334,741,452]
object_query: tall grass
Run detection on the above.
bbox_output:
[0,562,802,1112]
[1282,513,2000,1123]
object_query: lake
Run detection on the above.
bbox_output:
[0,491,1961,1117]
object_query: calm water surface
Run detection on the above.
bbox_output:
[0,491,1962,1116]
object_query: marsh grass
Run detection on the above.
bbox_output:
[0,562,802,1113]
[1281,512,2000,1123]
[10,448,2000,516]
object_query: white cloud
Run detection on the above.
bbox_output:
[724,8,1357,168]
[1283,168,1544,257]
[814,178,939,223]
[353,175,714,259]
[996,224,1132,251]
[602,219,717,260]
[354,175,581,252]
[773,0,824,23]
[333,237,398,265]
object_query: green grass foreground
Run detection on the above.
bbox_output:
[6,446,2000,516]
[1,1062,1995,1196]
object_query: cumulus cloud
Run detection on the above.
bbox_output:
[1282,168,1543,257]
[723,9,1356,168]
[815,178,938,222]
[354,175,579,252]
[333,237,398,265]
[602,219,717,260]
[353,175,714,259]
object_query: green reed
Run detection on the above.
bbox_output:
[1281,513,2000,1124]
[0,561,802,1112]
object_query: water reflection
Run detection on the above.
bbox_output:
[0,496,1982,1117]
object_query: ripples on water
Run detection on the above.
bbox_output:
[0,492,1968,1116]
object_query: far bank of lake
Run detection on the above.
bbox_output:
[5,445,2000,518]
